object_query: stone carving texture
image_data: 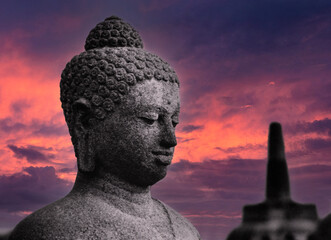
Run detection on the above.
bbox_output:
[84,16,143,50]
[61,48,179,135]
[61,16,179,140]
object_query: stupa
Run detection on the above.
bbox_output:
[226,123,318,240]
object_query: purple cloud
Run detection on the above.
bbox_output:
[58,166,77,173]
[7,145,55,163]
[288,118,331,136]
[304,138,331,151]
[0,166,72,233]
[0,118,26,133]
[215,144,265,154]
[32,122,68,136]
[0,117,68,137]
[10,100,31,116]
[290,81,331,114]
[181,124,204,133]
[0,166,72,212]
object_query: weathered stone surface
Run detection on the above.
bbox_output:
[85,16,144,50]
[9,16,200,240]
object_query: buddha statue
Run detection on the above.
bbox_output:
[9,16,201,240]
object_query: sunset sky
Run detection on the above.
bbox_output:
[1,1,331,239]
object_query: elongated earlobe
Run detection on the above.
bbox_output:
[72,98,95,173]
[76,132,95,172]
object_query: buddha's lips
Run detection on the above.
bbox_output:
[152,151,173,156]
[152,151,173,166]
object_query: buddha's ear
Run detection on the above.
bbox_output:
[72,98,95,173]
[72,98,92,133]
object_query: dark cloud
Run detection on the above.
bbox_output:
[0,166,72,213]
[220,108,242,120]
[25,145,53,151]
[10,100,31,116]
[307,89,331,113]
[177,137,196,143]
[289,79,331,114]
[58,166,77,173]
[287,118,331,136]
[219,94,258,108]
[180,124,204,133]
[0,118,26,133]
[7,144,55,163]
[215,143,265,154]
[304,138,331,151]
[0,117,68,137]
[0,166,72,232]
[32,122,68,136]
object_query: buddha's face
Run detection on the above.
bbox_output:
[92,78,180,187]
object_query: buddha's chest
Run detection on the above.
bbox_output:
[81,197,199,240]
[99,209,175,240]
[89,201,175,240]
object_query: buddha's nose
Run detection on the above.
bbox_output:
[160,122,177,148]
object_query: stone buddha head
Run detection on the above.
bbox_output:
[60,16,180,188]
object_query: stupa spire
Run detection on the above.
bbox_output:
[266,122,290,201]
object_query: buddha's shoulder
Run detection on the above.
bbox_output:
[153,199,201,240]
[9,194,111,240]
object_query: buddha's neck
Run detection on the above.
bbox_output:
[72,171,153,215]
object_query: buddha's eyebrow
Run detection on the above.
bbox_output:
[135,105,180,115]
[135,105,166,114]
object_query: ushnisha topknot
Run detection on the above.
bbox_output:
[60,16,179,144]
[85,16,143,50]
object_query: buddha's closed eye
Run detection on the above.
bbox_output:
[140,117,156,125]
